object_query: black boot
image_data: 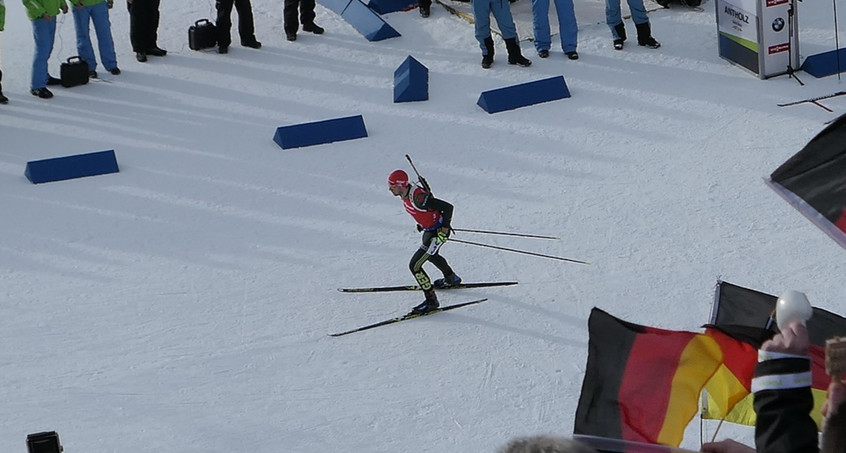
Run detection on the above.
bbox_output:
[613,22,626,50]
[635,22,661,49]
[411,290,440,314]
[481,36,494,68]
[0,70,7,105]
[504,37,531,67]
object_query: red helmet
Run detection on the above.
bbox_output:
[388,169,409,187]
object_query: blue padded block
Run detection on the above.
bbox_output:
[477,76,571,114]
[273,115,368,149]
[319,0,353,15]
[340,0,401,41]
[366,0,417,14]
[25,149,119,184]
[394,56,428,103]
[802,48,846,78]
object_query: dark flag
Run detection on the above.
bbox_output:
[701,280,846,428]
[768,113,846,250]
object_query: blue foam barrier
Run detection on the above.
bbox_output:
[340,0,401,41]
[477,76,571,114]
[320,0,353,15]
[394,56,428,103]
[802,48,846,78]
[25,149,119,184]
[273,115,368,149]
[366,0,417,14]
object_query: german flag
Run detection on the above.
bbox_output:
[701,280,846,429]
[574,308,723,447]
[768,112,846,250]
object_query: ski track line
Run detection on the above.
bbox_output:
[475,360,494,410]
[103,185,345,233]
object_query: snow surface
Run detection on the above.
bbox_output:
[1,0,845,452]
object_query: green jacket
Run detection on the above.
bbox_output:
[0,0,6,31]
[23,0,69,20]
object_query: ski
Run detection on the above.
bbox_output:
[329,298,488,337]
[777,91,846,107]
[338,281,517,293]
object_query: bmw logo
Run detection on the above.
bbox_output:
[773,17,785,31]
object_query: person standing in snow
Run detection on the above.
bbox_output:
[605,0,659,50]
[71,0,120,78]
[283,0,324,41]
[127,0,166,62]
[0,0,7,104]
[215,0,261,53]
[24,0,69,99]
[531,0,579,60]
[471,0,531,69]
[388,169,462,315]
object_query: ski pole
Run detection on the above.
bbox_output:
[450,238,590,265]
[405,154,432,194]
[451,228,561,240]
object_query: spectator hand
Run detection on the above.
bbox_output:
[761,321,809,356]
[701,439,755,453]
[416,224,423,232]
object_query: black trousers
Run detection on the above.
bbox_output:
[408,230,455,292]
[127,0,160,52]
[283,0,316,34]
[216,0,257,47]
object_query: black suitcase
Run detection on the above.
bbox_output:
[189,19,217,50]
[26,431,63,453]
[60,56,89,88]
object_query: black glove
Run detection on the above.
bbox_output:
[416,224,423,232]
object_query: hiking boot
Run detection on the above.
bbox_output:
[286,32,297,41]
[46,76,61,86]
[218,46,229,54]
[146,47,167,57]
[0,91,8,104]
[89,70,98,79]
[638,37,661,49]
[508,54,532,66]
[136,52,147,62]
[434,274,462,289]
[411,294,440,315]
[242,39,262,49]
[538,49,549,58]
[566,51,579,60]
[612,22,626,50]
[481,35,494,68]
[635,22,661,49]
[303,23,325,34]
[419,5,430,17]
[505,37,531,67]
[31,88,53,99]
[108,67,121,75]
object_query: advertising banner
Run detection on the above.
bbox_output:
[716,0,798,78]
